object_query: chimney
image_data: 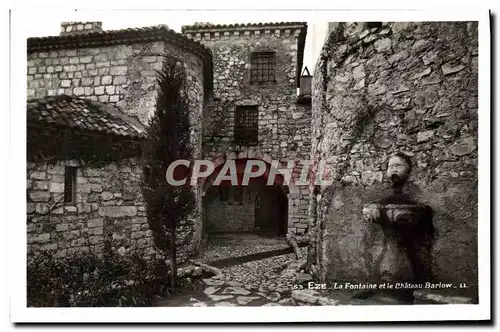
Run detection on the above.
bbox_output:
[60,22,103,36]
[299,66,312,96]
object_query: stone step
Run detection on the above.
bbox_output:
[413,290,476,304]
[291,289,340,306]
[206,242,307,268]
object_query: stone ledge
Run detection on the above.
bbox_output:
[413,290,476,304]
[191,260,222,276]
[176,265,204,278]
[291,289,339,306]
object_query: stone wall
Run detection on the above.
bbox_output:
[204,183,287,234]
[204,186,255,233]
[60,21,103,36]
[310,22,478,289]
[27,40,205,128]
[26,158,195,263]
[27,158,151,258]
[27,28,210,260]
[185,25,312,234]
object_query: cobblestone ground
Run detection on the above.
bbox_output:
[152,234,416,307]
[153,233,311,307]
[196,233,308,292]
[151,234,443,307]
[152,258,311,307]
[154,277,296,307]
[195,233,290,262]
[218,252,298,291]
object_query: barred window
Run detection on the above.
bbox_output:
[64,166,77,204]
[250,52,276,84]
[234,106,258,146]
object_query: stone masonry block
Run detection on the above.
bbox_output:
[60,80,71,88]
[80,56,92,63]
[56,223,69,232]
[33,181,48,190]
[29,191,51,202]
[105,86,115,94]
[98,206,138,217]
[110,66,128,76]
[101,76,112,85]
[73,87,84,96]
[35,204,48,214]
[87,218,104,228]
[89,236,104,245]
[37,233,51,243]
[113,76,127,85]
[94,86,105,95]
[81,77,94,86]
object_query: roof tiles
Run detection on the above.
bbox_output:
[27,95,146,139]
[182,21,308,32]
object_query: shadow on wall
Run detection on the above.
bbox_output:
[203,179,288,236]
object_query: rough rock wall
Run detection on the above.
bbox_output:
[310,22,478,288]
[27,38,207,259]
[188,29,312,234]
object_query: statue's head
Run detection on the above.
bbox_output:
[386,153,412,186]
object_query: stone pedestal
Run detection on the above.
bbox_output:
[362,202,433,298]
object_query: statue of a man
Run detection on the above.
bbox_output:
[363,152,414,221]
[386,152,412,188]
[363,152,434,285]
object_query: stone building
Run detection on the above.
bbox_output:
[26,95,154,258]
[26,19,480,303]
[182,22,312,236]
[26,21,312,262]
[26,22,213,261]
[308,22,478,297]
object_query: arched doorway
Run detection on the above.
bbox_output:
[202,158,288,236]
[254,185,288,235]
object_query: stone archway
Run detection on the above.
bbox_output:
[201,151,289,236]
[201,147,278,196]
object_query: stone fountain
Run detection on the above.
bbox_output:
[362,153,434,302]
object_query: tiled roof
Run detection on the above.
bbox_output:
[27,25,213,92]
[27,95,146,139]
[27,25,210,58]
[182,21,307,32]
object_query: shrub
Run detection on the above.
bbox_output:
[27,249,169,307]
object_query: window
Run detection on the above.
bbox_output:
[250,52,276,84]
[234,106,258,146]
[64,166,77,204]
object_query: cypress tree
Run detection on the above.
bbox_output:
[141,57,196,293]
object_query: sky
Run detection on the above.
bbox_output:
[16,10,330,74]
